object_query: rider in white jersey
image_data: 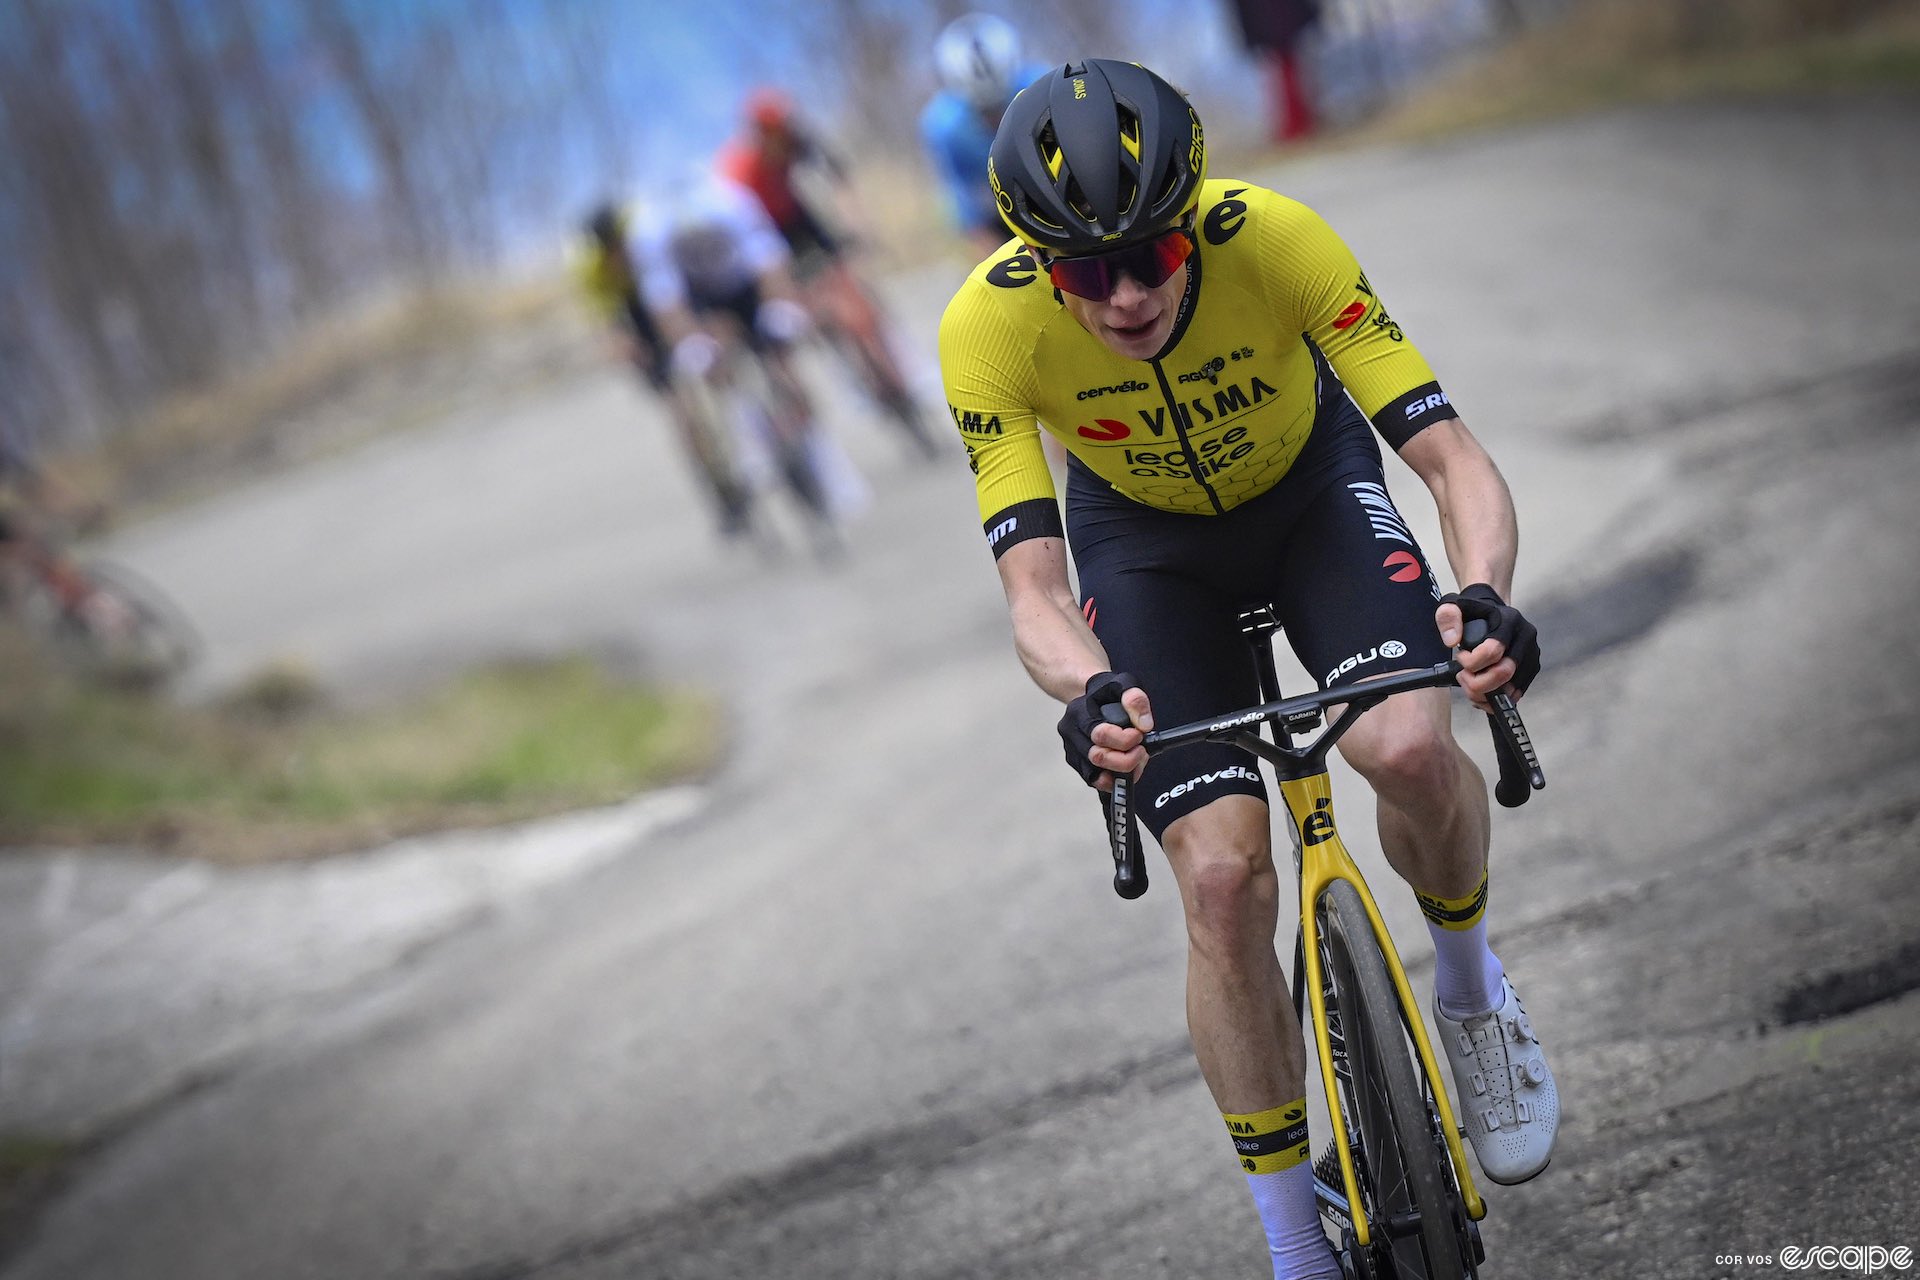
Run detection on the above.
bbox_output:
[632,175,868,524]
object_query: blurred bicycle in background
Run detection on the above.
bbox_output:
[0,506,199,690]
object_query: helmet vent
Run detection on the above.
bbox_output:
[1154,162,1180,206]
[1063,176,1096,224]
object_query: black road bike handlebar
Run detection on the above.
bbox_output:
[1099,623,1545,900]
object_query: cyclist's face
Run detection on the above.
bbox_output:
[1057,258,1191,361]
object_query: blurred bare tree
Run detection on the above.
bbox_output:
[21,0,1863,463]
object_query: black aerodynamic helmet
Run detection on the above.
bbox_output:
[988,59,1206,255]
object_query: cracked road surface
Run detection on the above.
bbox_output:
[3,94,1919,1279]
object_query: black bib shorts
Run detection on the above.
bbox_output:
[1067,389,1448,839]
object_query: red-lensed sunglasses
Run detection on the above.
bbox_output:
[1043,227,1195,302]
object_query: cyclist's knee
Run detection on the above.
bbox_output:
[1164,799,1276,941]
[1344,714,1462,809]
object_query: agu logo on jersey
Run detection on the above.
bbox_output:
[1178,356,1226,386]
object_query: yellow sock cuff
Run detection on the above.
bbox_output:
[1416,868,1488,932]
[1222,1100,1311,1175]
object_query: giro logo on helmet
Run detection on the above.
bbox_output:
[988,159,1013,216]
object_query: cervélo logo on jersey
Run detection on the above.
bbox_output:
[1156,764,1260,809]
[1076,379,1148,401]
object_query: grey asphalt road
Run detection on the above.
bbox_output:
[4,93,1920,1280]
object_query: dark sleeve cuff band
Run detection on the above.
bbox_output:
[984,498,1065,560]
[1372,381,1457,450]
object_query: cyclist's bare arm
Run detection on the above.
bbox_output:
[1396,415,1522,702]
[994,536,1151,780]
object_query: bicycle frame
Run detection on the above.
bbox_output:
[1103,608,1544,1250]
[1246,626,1486,1249]
[1277,771,1486,1246]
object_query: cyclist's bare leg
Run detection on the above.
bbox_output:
[1337,680,1508,1019]
[757,346,817,437]
[657,357,750,532]
[1162,793,1340,1277]
[1158,794,1306,1110]
[1335,680,1557,1181]
[816,263,923,415]
[822,265,901,380]
[1333,683,1489,898]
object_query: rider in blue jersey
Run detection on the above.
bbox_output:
[919,14,1051,256]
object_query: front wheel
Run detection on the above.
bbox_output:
[1316,879,1476,1278]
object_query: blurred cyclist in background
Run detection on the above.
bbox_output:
[0,416,129,639]
[718,88,850,271]
[633,171,869,537]
[719,89,937,458]
[572,202,755,538]
[920,14,1051,258]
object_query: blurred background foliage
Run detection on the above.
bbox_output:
[0,0,1909,493]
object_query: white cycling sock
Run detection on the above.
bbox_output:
[1417,869,1505,1018]
[1245,1162,1343,1279]
[1427,916,1505,1019]
[1223,1101,1342,1279]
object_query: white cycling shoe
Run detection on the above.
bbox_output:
[1433,976,1558,1186]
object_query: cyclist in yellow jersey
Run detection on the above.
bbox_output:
[939,60,1558,1278]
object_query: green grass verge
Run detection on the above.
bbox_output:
[0,640,721,861]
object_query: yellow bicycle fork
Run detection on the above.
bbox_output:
[1276,772,1487,1248]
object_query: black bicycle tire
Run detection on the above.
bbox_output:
[1318,879,1472,1278]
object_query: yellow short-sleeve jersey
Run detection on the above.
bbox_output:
[937,179,1456,555]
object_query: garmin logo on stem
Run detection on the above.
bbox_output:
[1156,765,1259,809]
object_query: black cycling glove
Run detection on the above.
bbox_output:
[1440,583,1541,694]
[1058,670,1139,787]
